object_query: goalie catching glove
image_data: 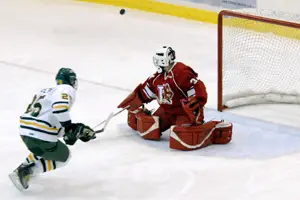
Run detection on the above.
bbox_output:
[118,84,144,111]
[181,96,204,125]
[63,123,95,145]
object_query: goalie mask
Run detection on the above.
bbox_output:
[153,46,176,73]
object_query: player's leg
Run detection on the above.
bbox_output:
[9,136,70,191]
[22,135,69,162]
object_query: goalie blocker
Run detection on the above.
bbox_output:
[127,108,232,150]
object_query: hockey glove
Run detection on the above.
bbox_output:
[63,123,86,145]
[181,96,204,125]
[118,84,144,111]
[78,125,95,142]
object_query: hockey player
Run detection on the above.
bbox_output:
[118,46,233,150]
[9,68,95,191]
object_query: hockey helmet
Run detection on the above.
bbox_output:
[55,68,78,90]
[153,46,176,73]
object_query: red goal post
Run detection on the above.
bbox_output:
[218,9,300,111]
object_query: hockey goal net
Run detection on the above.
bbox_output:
[218,9,300,111]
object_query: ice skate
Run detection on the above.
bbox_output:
[9,163,34,191]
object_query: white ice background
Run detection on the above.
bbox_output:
[2,0,300,200]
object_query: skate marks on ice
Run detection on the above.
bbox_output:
[115,108,300,160]
[26,166,199,200]
[7,175,111,199]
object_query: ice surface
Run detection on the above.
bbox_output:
[1,0,300,200]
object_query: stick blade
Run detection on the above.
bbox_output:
[93,112,114,135]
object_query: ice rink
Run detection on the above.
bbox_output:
[2,0,300,199]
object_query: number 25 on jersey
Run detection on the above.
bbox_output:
[25,95,44,117]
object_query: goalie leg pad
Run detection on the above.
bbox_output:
[128,110,138,131]
[170,121,233,150]
[170,121,218,151]
[137,113,161,140]
[212,121,233,144]
[127,108,145,130]
[170,121,232,150]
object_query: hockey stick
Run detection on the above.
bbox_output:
[76,106,129,140]
[92,112,114,134]
[92,105,130,135]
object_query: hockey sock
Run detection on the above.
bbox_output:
[23,153,71,175]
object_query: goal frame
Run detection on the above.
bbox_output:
[218,10,300,112]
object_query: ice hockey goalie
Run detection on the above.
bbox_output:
[118,46,233,151]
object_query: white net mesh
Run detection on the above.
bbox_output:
[221,9,300,108]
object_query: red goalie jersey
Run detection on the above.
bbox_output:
[140,61,207,119]
[118,46,232,151]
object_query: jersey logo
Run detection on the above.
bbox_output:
[157,83,174,105]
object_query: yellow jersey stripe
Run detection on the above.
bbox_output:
[53,105,69,110]
[20,120,58,132]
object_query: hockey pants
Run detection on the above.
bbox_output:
[21,136,69,162]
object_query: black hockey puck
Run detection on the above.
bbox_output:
[120,9,125,15]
